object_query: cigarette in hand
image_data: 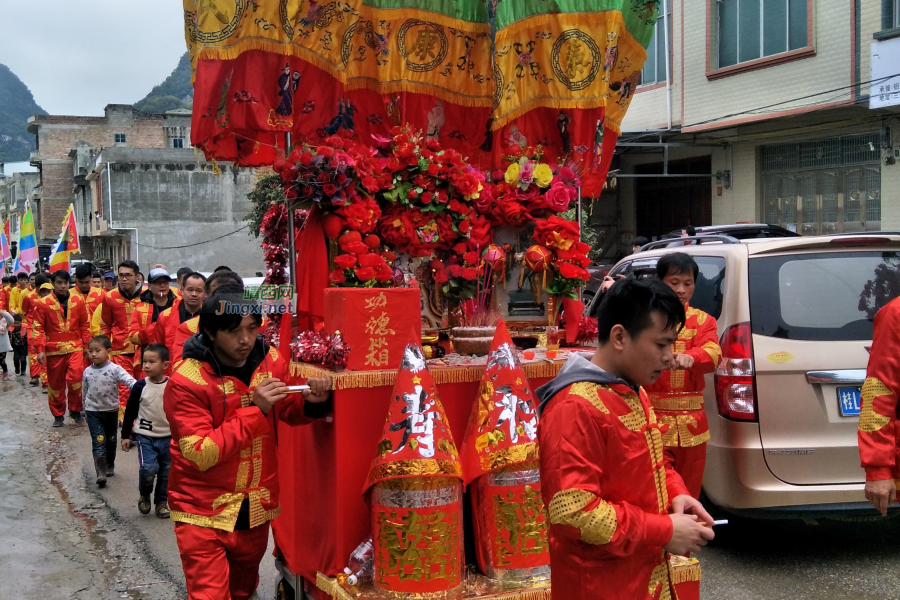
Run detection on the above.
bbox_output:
[284,385,311,394]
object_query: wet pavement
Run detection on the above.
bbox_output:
[0,371,279,600]
[4,366,900,599]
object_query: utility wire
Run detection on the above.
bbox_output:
[135,225,249,250]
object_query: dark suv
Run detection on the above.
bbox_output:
[663,223,799,241]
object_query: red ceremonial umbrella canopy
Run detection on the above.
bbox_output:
[183,0,659,188]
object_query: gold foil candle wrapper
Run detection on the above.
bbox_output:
[471,467,551,584]
[372,478,465,599]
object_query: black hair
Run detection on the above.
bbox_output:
[50,269,70,283]
[206,270,242,293]
[176,267,193,280]
[13,314,22,322]
[142,343,170,362]
[633,236,649,247]
[89,335,112,349]
[199,284,262,339]
[593,277,685,343]
[91,270,102,278]
[117,260,140,274]
[656,252,699,282]
[683,225,696,237]
[74,263,93,279]
[213,265,232,273]
[16,273,27,281]
[35,274,50,287]
[183,271,207,287]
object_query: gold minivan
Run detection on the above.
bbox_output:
[587,234,900,517]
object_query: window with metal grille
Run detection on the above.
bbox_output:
[640,10,670,86]
[717,0,808,69]
[114,133,126,144]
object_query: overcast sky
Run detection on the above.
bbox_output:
[0,0,187,116]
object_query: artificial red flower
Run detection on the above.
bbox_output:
[382,250,397,264]
[430,259,445,271]
[375,269,394,283]
[463,251,478,266]
[468,215,493,249]
[454,172,482,198]
[573,241,592,255]
[448,264,463,278]
[534,216,580,248]
[433,269,449,284]
[453,242,468,255]
[329,269,346,284]
[462,267,478,281]
[339,231,362,245]
[356,267,376,282]
[362,176,379,193]
[364,234,381,249]
[322,214,345,240]
[323,183,338,196]
[359,253,387,269]
[457,219,471,234]
[318,146,335,158]
[334,254,357,270]
[341,241,369,255]
[427,163,440,176]
[299,152,314,166]
[559,262,590,281]
[500,201,530,226]
[542,181,573,212]
[421,192,433,204]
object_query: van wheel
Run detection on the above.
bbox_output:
[276,578,295,600]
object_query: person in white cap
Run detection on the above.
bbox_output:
[128,268,177,379]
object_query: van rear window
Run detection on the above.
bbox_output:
[749,251,900,341]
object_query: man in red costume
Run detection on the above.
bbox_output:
[860,296,900,517]
[537,278,714,600]
[71,263,105,368]
[22,272,47,387]
[150,271,206,371]
[170,270,242,365]
[644,253,721,499]
[128,267,178,375]
[93,260,144,419]
[33,271,92,427]
[165,284,332,600]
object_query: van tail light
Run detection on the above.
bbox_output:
[714,322,758,421]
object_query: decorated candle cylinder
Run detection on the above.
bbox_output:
[460,320,551,583]
[471,465,550,582]
[371,477,464,598]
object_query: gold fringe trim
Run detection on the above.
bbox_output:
[360,7,491,32]
[493,96,610,132]
[345,77,493,109]
[670,563,702,585]
[290,361,563,390]
[605,119,623,136]
[315,572,550,600]
[316,572,355,600]
[196,39,345,79]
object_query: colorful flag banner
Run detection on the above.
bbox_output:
[48,204,80,272]
[17,202,39,274]
[0,217,10,264]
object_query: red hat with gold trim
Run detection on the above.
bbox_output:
[460,319,540,487]
[363,341,462,492]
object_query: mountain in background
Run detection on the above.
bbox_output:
[0,64,46,163]
[134,52,194,114]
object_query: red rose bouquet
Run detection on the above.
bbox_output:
[329,232,396,288]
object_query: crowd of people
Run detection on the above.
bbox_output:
[3,247,899,600]
[0,261,333,600]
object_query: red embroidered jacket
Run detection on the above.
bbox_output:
[644,306,721,448]
[92,287,143,355]
[72,287,105,333]
[31,293,91,356]
[859,297,900,484]
[539,380,689,600]
[165,335,314,532]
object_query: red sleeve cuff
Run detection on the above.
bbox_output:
[236,406,271,436]
[642,513,673,548]
[865,467,895,481]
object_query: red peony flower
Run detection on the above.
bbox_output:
[356,267,376,282]
[500,201,530,226]
[463,251,478,266]
[454,172,482,198]
[469,215,493,249]
[558,262,581,280]
[359,253,387,269]
[448,264,463,278]
[341,241,369,255]
[458,219,471,234]
[453,242,469,255]
[362,176,379,193]
[318,146,335,158]
[334,254,357,270]
[299,152,314,166]
[433,269,449,284]
[462,267,478,281]
[573,241,592,255]
[329,269,346,284]
[430,259,445,271]
[427,163,440,176]
[364,234,381,249]
[339,231,362,245]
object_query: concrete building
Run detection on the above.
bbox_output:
[604,0,900,253]
[85,147,261,274]
[27,104,263,275]
[0,169,40,222]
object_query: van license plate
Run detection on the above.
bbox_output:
[838,387,862,417]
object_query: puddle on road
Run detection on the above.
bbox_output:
[43,424,146,599]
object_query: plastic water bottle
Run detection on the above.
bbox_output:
[344,538,374,586]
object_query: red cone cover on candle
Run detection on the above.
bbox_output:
[364,341,462,492]
[460,320,540,487]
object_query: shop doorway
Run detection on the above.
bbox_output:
[635,156,712,240]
